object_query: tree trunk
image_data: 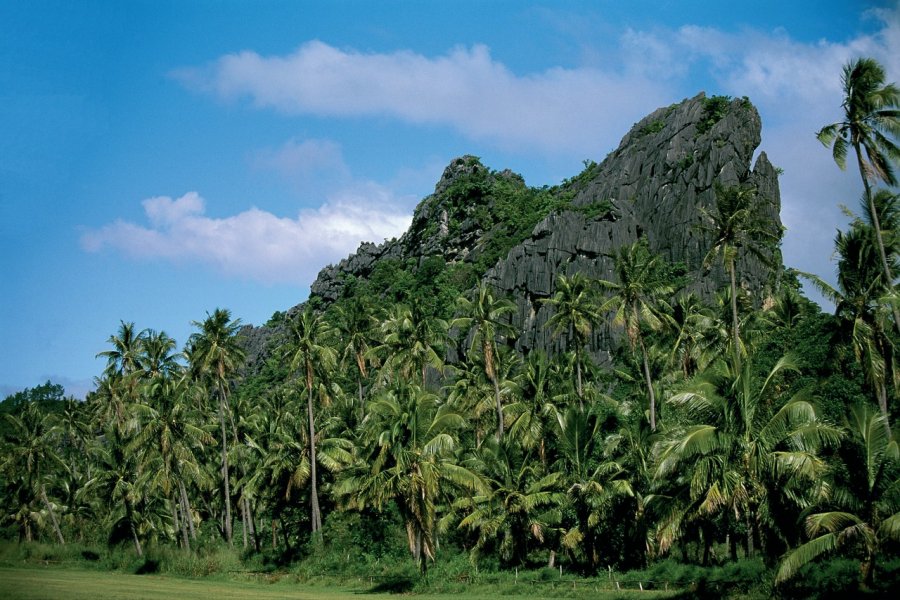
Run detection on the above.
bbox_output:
[492,375,504,441]
[729,260,742,373]
[576,346,584,412]
[40,485,65,545]
[179,481,196,540]
[638,334,657,431]
[240,493,249,549]
[855,140,900,338]
[218,385,233,546]
[306,362,323,537]
[127,503,142,557]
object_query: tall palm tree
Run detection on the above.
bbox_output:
[700,184,779,372]
[818,58,900,331]
[801,201,898,433]
[452,283,517,440]
[542,273,601,409]
[97,321,145,378]
[188,308,245,546]
[131,373,213,550]
[284,306,337,538]
[599,239,674,430]
[776,405,900,589]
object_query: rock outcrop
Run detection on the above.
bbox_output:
[250,93,782,366]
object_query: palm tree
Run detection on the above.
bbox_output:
[284,306,337,539]
[0,402,67,544]
[370,301,447,388]
[452,283,516,440]
[454,437,563,567]
[700,184,779,372]
[506,350,566,461]
[331,297,377,417]
[188,308,245,546]
[818,58,900,331]
[97,321,145,378]
[131,373,213,550]
[776,405,900,589]
[801,202,898,433]
[655,352,841,560]
[338,382,483,576]
[542,273,601,409]
[598,239,674,430]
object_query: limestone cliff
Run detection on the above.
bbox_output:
[248,93,782,368]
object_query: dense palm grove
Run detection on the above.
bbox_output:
[3,58,900,594]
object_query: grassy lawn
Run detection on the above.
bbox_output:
[0,565,679,599]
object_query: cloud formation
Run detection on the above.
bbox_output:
[174,41,669,155]
[81,189,411,285]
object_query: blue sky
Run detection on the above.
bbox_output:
[1,0,898,399]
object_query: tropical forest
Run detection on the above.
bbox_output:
[3,58,900,599]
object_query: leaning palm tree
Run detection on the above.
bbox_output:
[283,306,337,539]
[598,239,674,430]
[541,273,601,409]
[452,283,517,440]
[331,297,377,417]
[776,405,900,589]
[187,308,245,546]
[818,57,900,332]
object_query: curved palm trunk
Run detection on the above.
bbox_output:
[855,141,900,337]
[306,359,323,538]
[575,344,584,412]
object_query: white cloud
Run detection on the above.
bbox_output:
[251,137,349,182]
[81,189,411,285]
[174,40,670,155]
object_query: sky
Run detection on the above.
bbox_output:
[1,0,898,399]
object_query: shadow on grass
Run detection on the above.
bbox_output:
[364,576,415,594]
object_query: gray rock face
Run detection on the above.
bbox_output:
[251,93,782,366]
[483,93,781,358]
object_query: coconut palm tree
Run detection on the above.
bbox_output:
[598,239,674,430]
[452,283,517,440]
[338,382,482,576]
[699,184,780,372]
[283,306,337,539]
[370,301,448,388]
[818,58,900,331]
[331,297,377,419]
[0,402,67,544]
[542,273,601,410]
[187,308,245,545]
[655,352,841,560]
[454,436,563,567]
[776,404,900,589]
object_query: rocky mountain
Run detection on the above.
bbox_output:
[243,92,782,370]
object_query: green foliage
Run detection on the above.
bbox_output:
[696,95,733,135]
[638,120,666,137]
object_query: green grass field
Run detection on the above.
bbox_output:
[0,565,678,600]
